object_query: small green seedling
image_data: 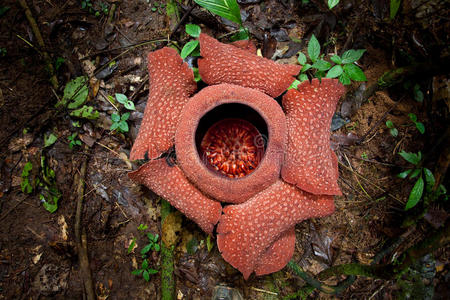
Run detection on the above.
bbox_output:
[413,84,424,102]
[111,112,130,133]
[141,233,160,257]
[137,223,148,231]
[68,132,82,149]
[397,151,446,210]
[132,259,158,281]
[295,34,366,86]
[181,24,201,59]
[21,162,34,194]
[361,152,368,160]
[408,113,425,134]
[386,120,398,137]
[115,93,135,110]
[328,0,340,9]
[44,133,58,148]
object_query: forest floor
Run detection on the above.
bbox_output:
[0,0,448,299]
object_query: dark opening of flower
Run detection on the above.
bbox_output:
[197,103,268,179]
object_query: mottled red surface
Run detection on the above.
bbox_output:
[175,83,286,204]
[198,34,301,97]
[281,79,345,195]
[129,34,345,279]
[217,180,335,279]
[231,39,257,54]
[129,47,196,161]
[128,159,221,234]
[200,119,263,178]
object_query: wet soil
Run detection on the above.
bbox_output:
[0,0,449,299]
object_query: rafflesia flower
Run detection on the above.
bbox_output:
[129,34,345,279]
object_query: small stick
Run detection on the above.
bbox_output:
[250,287,278,295]
[74,159,95,300]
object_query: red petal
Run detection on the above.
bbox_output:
[254,226,296,276]
[231,39,257,54]
[281,78,345,195]
[217,180,334,279]
[128,159,221,234]
[198,34,300,98]
[130,47,197,160]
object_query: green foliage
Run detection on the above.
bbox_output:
[20,157,61,213]
[296,35,366,86]
[386,120,398,137]
[390,0,401,20]
[58,76,89,109]
[70,105,100,119]
[0,6,10,17]
[44,133,58,148]
[181,40,200,59]
[413,84,424,102]
[81,0,109,17]
[115,93,135,110]
[21,162,33,194]
[192,67,202,82]
[186,24,201,38]
[110,112,130,133]
[397,151,446,210]
[55,57,65,71]
[39,156,61,213]
[128,237,136,254]
[132,226,160,281]
[328,0,340,9]
[67,132,82,149]
[408,113,425,134]
[151,1,165,14]
[194,0,242,25]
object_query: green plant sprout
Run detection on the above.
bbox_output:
[386,120,398,137]
[413,84,424,102]
[397,151,446,210]
[131,226,160,281]
[109,93,135,133]
[294,34,367,86]
[361,152,368,160]
[328,0,339,9]
[21,162,33,194]
[408,113,425,134]
[44,133,58,148]
[181,24,201,59]
[68,132,82,148]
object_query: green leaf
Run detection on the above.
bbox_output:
[297,52,307,65]
[192,67,202,82]
[111,113,120,122]
[408,113,417,122]
[206,235,213,252]
[413,84,424,102]
[405,177,424,210]
[299,74,309,82]
[386,120,394,129]
[399,150,421,165]
[121,112,130,121]
[307,34,320,63]
[152,244,160,252]
[143,270,150,281]
[328,0,340,9]
[415,122,425,134]
[288,79,301,90]
[338,72,351,85]
[69,105,99,120]
[118,121,129,132]
[423,168,435,188]
[343,63,367,81]
[330,55,342,64]
[128,238,136,254]
[390,128,398,137]
[44,133,58,148]
[312,59,332,71]
[180,40,199,59]
[230,26,249,41]
[124,101,135,110]
[301,63,312,72]
[115,93,128,104]
[110,122,119,131]
[141,244,152,255]
[147,268,158,275]
[185,24,201,37]
[326,65,343,78]
[341,49,366,64]
[409,168,421,179]
[397,169,412,179]
[194,0,242,25]
[62,76,89,109]
[390,0,401,20]
[142,259,149,269]
[131,269,143,276]
[22,161,33,176]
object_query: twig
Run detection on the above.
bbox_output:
[169,3,195,39]
[342,152,372,200]
[250,287,278,295]
[74,158,95,300]
[18,0,58,89]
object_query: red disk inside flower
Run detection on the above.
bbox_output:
[200,118,264,178]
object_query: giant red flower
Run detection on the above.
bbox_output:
[129,34,345,279]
